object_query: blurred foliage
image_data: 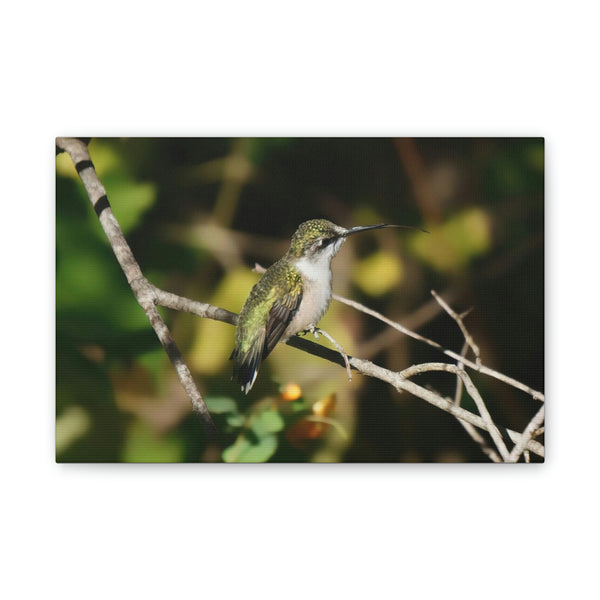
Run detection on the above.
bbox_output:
[353,250,403,296]
[56,138,544,463]
[410,207,491,273]
[189,267,258,374]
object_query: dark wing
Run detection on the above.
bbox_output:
[230,261,302,394]
[263,291,302,359]
[230,328,266,394]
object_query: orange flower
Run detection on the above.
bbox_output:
[312,393,336,417]
[285,393,337,447]
[280,383,302,401]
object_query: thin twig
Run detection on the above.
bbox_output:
[446,302,504,461]
[431,290,481,366]
[454,340,469,405]
[56,138,217,438]
[399,362,510,461]
[332,293,544,402]
[458,418,503,463]
[458,369,510,461]
[351,357,544,458]
[451,341,502,462]
[312,327,352,382]
[507,404,546,463]
[431,305,507,459]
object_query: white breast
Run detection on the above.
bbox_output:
[295,251,333,283]
[283,252,334,339]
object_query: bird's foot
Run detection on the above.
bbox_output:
[309,325,352,382]
[307,324,320,340]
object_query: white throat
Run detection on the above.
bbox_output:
[295,253,332,283]
[294,240,343,282]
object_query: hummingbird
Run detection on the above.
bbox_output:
[230,219,414,393]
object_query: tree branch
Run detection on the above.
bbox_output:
[452,341,503,462]
[431,290,481,366]
[352,357,544,458]
[332,292,545,402]
[507,404,545,463]
[250,264,544,459]
[142,282,546,458]
[56,137,217,438]
[402,362,511,460]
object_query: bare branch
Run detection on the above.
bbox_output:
[152,285,238,325]
[310,326,353,382]
[132,280,547,459]
[457,420,503,463]
[56,138,217,438]
[454,340,469,405]
[451,341,503,462]
[253,263,543,460]
[332,293,544,402]
[431,289,481,366]
[442,297,508,461]
[399,362,510,461]
[507,405,546,463]
[351,358,543,458]
[457,369,510,461]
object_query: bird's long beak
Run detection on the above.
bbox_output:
[344,223,428,237]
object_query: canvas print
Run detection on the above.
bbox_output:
[56,138,544,463]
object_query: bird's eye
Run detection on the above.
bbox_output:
[313,238,334,251]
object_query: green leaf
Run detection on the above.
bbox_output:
[56,406,91,455]
[226,413,245,428]
[252,409,285,436]
[222,433,278,463]
[206,396,239,414]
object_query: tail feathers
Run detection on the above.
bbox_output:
[230,331,266,394]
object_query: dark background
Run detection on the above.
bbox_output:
[56,137,544,462]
